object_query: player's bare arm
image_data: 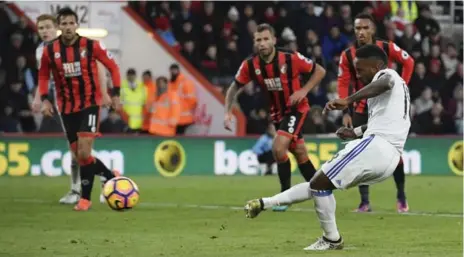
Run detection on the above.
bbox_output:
[98,61,112,108]
[224,81,239,130]
[324,72,394,113]
[346,72,394,103]
[289,64,326,105]
[336,124,367,140]
[37,47,54,116]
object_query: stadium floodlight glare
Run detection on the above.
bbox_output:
[57,28,108,38]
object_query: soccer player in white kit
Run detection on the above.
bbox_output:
[32,14,112,204]
[243,44,411,251]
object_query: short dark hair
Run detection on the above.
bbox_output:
[169,63,180,70]
[127,68,136,75]
[57,7,79,24]
[256,23,275,36]
[156,76,168,84]
[354,12,375,25]
[355,44,388,64]
[142,70,152,77]
[36,14,57,25]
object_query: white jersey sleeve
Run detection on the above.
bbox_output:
[363,68,411,153]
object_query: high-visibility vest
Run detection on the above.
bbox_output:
[169,74,197,125]
[391,0,418,22]
[148,91,181,137]
[121,80,146,130]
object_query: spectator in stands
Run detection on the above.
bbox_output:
[5,81,35,132]
[414,7,440,38]
[147,76,180,137]
[220,40,241,78]
[391,8,410,37]
[172,0,195,35]
[15,55,35,93]
[222,7,239,43]
[409,104,421,135]
[100,108,127,134]
[177,21,196,44]
[0,104,20,132]
[414,87,434,115]
[321,5,342,36]
[425,55,446,94]
[197,1,220,52]
[398,24,420,54]
[322,26,349,63]
[443,63,463,104]
[447,85,463,134]
[339,4,352,26]
[238,19,257,57]
[8,16,36,54]
[274,6,291,38]
[296,3,323,40]
[302,29,320,58]
[311,45,326,68]
[121,68,147,133]
[409,62,427,100]
[416,102,456,134]
[441,43,460,79]
[200,45,219,82]
[5,32,26,84]
[422,28,448,57]
[168,64,197,135]
[180,40,199,68]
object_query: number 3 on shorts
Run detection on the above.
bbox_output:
[288,116,296,133]
[88,114,97,132]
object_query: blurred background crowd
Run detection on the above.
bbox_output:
[0,1,463,136]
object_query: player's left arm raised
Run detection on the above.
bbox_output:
[389,42,415,84]
[289,52,326,105]
[93,40,121,110]
[325,72,395,113]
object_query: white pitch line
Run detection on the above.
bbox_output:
[10,198,462,218]
[138,202,463,218]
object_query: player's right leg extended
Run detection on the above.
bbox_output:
[244,169,343,250]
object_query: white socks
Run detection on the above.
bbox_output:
[260,182,340,242]
[313,191,340,241]
[262,182,312,209]
[70,161,81,192]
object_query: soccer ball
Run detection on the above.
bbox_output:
[156,142,182,172]
[102,177,140,211]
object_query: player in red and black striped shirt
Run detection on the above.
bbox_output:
[337,13,415,213]
[225,24,326,210]
[38,8,122,211]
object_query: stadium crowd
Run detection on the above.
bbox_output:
[0,1,462,136]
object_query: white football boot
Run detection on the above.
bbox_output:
[303,237,344,251]
[59,190,80,204]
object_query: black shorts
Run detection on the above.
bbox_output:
[352,112,368,127]
[274,110,308,140]
[60,105,101,144]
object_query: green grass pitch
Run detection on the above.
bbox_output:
[0,175,462,257]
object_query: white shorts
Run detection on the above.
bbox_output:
[321,135,400,190]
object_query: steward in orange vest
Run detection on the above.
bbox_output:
[169,64,197,134]
[147,76,181,137]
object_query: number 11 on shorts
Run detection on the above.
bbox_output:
[88,114,97,132]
